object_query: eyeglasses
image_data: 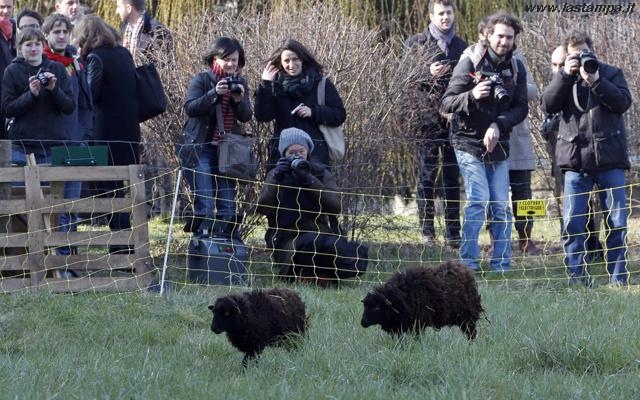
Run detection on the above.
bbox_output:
[19,23,41,30]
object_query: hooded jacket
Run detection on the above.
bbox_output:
[1,55,74,146]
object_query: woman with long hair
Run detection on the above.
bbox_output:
[73,15,139,238]
[255,39,345,169]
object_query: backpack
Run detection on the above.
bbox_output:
[460,43,519,80]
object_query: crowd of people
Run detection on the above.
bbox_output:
[0,0,633,286]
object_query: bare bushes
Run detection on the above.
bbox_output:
[148,3,440,237]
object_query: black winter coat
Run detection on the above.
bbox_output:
[404,29,467,139]
[254,73,346,168]
[441,49,528,162]
[184,71,252,138]
[2,56,74,146]
[256,163,341,250]
[541,63,631,173]
[87,45,140,166]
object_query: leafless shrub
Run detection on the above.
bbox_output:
[144,3,441,238]
[143,6,640,239]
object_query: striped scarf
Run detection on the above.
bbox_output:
[210,62,236,143]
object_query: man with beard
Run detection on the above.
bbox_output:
[441,11,528,271]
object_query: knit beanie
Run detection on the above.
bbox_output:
[278,127,315,156]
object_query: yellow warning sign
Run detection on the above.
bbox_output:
[516,200,546,217]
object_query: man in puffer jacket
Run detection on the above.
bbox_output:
[542,30,632,286]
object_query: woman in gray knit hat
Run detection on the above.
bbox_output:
[256,127,368,286]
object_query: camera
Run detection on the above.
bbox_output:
[226,76,243,95]
[288,155,310,175]
[579,49,599,74]
[478,71,510,106]
[36,69,49,86]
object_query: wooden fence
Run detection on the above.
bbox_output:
[0,141,154,293]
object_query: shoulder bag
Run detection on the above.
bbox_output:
[216,103,257,181]
[137,62,168,122]
[317,77,346,161]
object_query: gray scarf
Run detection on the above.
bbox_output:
[428,22,456,56]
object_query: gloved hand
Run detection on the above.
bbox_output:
[293,167,313,186]
[272,157,291,182]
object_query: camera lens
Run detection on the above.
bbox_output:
[580,51,599,74]
[494,85,510,106]
[290,156,310,174]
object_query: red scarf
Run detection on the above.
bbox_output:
[44,46,75,68]
[0,19,12,42]
[210,61,237,143]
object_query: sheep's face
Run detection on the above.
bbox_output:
[361,291,394,328]
[209,297,241,334]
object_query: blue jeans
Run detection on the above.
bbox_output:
[563,170,628,284]
[193,144,237,217]
[455,150,512,271]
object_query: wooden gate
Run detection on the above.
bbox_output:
[1,143,154,293]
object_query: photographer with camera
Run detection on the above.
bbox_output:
[181,36,251,219]
[542,30,632,287]
[2,27,74,164]
[440,12,528,271]
[256,128,367,286]
[404,0,467,249]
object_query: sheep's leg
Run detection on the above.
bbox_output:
[461,321,477,341]
[242,350,259,368]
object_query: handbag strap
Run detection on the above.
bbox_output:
[206,71,226,135]
[317,76,327,106]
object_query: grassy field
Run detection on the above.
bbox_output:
[1,282,639,399]
[1,214,639,399]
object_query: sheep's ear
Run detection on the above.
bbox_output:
[208,305,214,311]
[227,297,241,315]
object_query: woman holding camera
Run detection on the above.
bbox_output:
[2,27,74,164]
[256,128,367,285]
[255,39,346,169]
[181,36,252,218]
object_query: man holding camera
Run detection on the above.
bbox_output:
[542,30,631,286]
[257,128,367,285]
[404,0,467,248]
[440,12,528,271]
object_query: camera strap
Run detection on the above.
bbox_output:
[572,82,589,113]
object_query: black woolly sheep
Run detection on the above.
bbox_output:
[361,261,484,340]
[209,288,308,365]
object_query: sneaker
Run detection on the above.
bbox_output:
[519,240,541,256]
[58,270,77,279]
[568,274,593,288]
[421,234,436,246]
[446,239,461,250]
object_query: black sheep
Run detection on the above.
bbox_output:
[360,261,484,340]
[209,288,308,365]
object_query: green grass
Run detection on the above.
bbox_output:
[1,284,639,399]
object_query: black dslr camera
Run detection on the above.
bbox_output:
[226,75,243,95]
[578,49,599,74]
[35,68,49,86]
[478,71,510,106]
[288,155,310,175]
